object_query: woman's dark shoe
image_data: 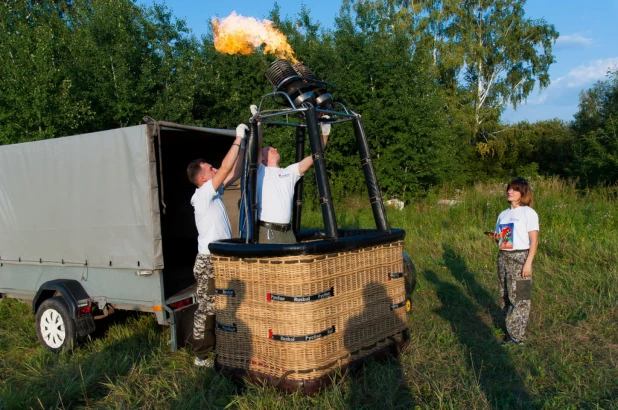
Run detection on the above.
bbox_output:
[501,336,524,347]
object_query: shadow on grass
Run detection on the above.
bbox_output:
[345,357,415,410]
[0,310,162,409]
[421,244,533,409]
[442,244,505,332]
[344,282,416,409]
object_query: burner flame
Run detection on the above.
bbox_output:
[211,12,297,63]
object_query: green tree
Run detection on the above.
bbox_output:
[527,119,575,178]
[66,0,198,130]
[321,1,462,199]
[139,4,204,125]
[342,0,559,141]
[459,0,558,140]
[571,70,618,186]
[0,0,94,143]
[414,0,559,141]
[477,119,575,180]
[0,0,201,143]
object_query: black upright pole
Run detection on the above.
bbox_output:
[292,126,305,233]
[238,144,250,241]
[305,104,338,240]
[352,114,390,232]
[248,121,260,242]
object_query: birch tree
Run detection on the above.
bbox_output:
[455,0,558,139]
[344,0,559,141]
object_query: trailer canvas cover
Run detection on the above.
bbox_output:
[0,126,163,269]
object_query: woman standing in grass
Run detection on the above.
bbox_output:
[490,177,539,346]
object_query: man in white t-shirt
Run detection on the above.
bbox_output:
[186,124,248,367]
[256,109,331,244]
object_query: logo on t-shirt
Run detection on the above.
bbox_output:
[277,173,291,178]
[498,223,514,250]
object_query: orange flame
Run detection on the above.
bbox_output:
[212,12,297,63]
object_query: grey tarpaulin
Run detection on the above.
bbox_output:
[0,125,162,269]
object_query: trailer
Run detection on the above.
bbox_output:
[0,118,240,351]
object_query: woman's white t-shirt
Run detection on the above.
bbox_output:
[191,180,232,255]
[495,206,539,251]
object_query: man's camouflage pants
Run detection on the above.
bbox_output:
[193,253,216,359]
[497,250,531,341]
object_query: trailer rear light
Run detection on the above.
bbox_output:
[153,305,163,312]
[169,298,192,310]
[77,299,92,317]
[78,305,91,315]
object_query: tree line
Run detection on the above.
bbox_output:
[1,0,616,200]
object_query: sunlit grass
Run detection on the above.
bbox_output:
[1,177,616,409]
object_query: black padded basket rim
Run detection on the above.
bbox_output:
[209,228,405,257]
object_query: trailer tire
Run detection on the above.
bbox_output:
[36,296,77,352]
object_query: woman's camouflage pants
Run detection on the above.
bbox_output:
[193,253,216,359]
[497,250,531,341]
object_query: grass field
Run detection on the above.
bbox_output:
[1,178,617,409]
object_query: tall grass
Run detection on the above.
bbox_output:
[1,177,616,409]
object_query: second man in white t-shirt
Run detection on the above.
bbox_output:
[255,108,331,243]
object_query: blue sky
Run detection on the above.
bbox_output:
[140,0,618,124]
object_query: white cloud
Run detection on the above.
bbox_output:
[514,58,618,117]
[556,34,593,47]
[523,93,548,105]
[553,58,618,88]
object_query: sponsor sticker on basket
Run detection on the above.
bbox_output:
[317,289,333,299]
[267,287,334,303]
[388,272,404,280]
[270,294,286,301]
[215,288,236,296]
[269,326,336,342]
[216,322,237,332]
[390,300,407,310]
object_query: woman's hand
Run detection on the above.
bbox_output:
[523,230,538,278]
[522,262,532,278]
[484,231,500,242]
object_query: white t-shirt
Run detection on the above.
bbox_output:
[190,180,232,255]
[257,163,302,224]
[495,206,539,251]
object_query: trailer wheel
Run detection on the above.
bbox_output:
[36,296,77,352]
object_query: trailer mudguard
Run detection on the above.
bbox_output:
[32,279,90,318]
[33,279,96,337]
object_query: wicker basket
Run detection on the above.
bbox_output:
[212,239,408,389]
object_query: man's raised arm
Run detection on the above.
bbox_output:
[213,124,248,189]
[298,116,331,175]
